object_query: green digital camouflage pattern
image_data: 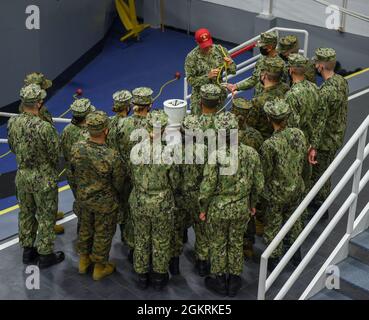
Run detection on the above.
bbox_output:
[199,145,264,275]
[257,31,278,47]
[237,55,287,96]
[248,82,290,140]
[129,142,178,274]
[132,87,153,105]
[312,73,348,203]
[61,122,89,218]
[200,83,222,101]
[116,114,148,248]
[7,113,59,254]
[20,84,46,104]
[185,45,236,115]
[239,126,264,151]
[260,127,306,257]
[209,218,248,275]
[198,113,218,131]
[78,208,118,263]
[19,103,53,124]
[71,140,124,262]
[313,47,336,62]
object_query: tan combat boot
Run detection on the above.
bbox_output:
[56,211,64,220]
[54,224,65,235]
[79,254,92,274]
[92,262,116,281]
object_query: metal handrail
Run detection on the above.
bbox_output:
[184,27,309,104]
[258,110,369,300]
[0,139,8,144]
[0,112,71,124]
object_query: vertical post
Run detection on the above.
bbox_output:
[340,0,348,32]
[347,129,368,234]
[261,0,273,17]
[257,256,268,300]
[303,31,309,57]
[187,0,192,35]
[184,77,188,103]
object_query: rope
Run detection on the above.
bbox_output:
[58,168,66,178]
[0,150,11,159]
[216,45,229,87]
[58,108,71,118]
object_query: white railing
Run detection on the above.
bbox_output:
[258,89,369,300]
[0,112,71,124]
[0,139,8,144]
[183,27,309,104]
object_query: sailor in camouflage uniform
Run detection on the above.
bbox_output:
[106,90,132,242]
[61,98,95,231]
[285,53,320,191]
[230,98,263,259]
[310,48,349,216]
[20,72,54,124]
[70,111,125,281]
[199,112,264,297]
[248,57,290,140]
[260,99,307,271]
[185,28,236,115]
[198,84,223,132]
[175,114,209,276]
[278,35,316,84]
[8,84,65,268]
[227,31,286,96]
[129,110,178,291]
[117,87,153,262]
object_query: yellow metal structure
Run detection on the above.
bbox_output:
[115,0,150,42]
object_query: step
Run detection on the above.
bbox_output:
[349,230,369,266]
[310,288,352,300]
[338,257,369,300]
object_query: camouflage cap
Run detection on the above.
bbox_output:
[287,53,308,68]
[260,57,285,73]
[182,114,201,130]
[263,98,291,120]
[146,110,168,131]
[278,35,299,54]
[257,31,278,47]
[200,84,222,100]
[113,90,132,112]
[313,48,336,62]
[232,98,252,110]
[214,112,239,130]
[24,72,52,90]
[70,98,96,118]
[86,111,110,133]
[132,87,153,105]
[20,84,47,104]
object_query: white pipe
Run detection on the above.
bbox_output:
[0,139,8,144]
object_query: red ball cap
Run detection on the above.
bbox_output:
[195,28,213,49]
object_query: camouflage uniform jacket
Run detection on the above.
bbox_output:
[260,127,307,204]
[237,55,287,95]
[107,115,127,153]
[248,82,290,140]
[129,141,179,217]
[285,79,320,145]
[239,126,264,152]
[7,112,59,192]
[61,122,89,164]
[70,140,125,213]
[19,103,53,124]
[185,45,236,111]
[313,74,349,151]
[199,144,264,220]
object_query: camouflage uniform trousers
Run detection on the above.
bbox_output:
[208,217,249,275]
[178,192,209,260]
[171,206,186,257]
[311,149,336,204]
[263,198,303,258]
[77,206,118,263]
[119,177,132,243]
[66,169,81,221]
[132,213,173,274]
[17,186,58,255]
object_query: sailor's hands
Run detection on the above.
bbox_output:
[199,212,207,221]
[208,68,220,79]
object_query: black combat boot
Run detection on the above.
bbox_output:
[151,272,169,291]
[38,251,65,269]
[22,247,39,264]
[128,249,134,264]
[137,273,149,290]
[291,248,302,267]
[169,257,180,275]
[197,260,209,277]
[205,274,227,296]
[228,274,242,297]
